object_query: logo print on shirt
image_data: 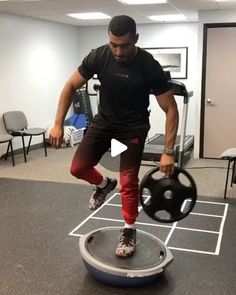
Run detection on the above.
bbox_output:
[116,73,129,79]
[130,138,139,144]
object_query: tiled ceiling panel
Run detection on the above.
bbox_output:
[0,0,235,26]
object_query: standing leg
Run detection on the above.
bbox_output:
[116,128,149,257]
[119,128,148,224]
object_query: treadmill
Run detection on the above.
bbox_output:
[86,77,194,166]
[142,80,194,166]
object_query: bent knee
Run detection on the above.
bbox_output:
[70,161,85,178]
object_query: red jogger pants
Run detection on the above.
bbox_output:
[70,126,149,225]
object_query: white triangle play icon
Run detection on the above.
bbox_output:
[111,139,128,157]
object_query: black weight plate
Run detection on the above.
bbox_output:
[139,166,197,223]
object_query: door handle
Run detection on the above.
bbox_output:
[206,98,215,106]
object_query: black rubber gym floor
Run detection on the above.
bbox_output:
[0,177,235,295]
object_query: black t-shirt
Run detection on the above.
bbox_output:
[78,44,170,129]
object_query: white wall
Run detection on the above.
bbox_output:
[194,9,236,157]
[0,12,79,156]
[2,10,236,159]
[76,23,198,140]
[138,23,198,139]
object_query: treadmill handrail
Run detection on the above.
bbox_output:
[168,79,193,166]
[168,79,193,104]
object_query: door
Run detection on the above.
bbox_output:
[201,24,236,158]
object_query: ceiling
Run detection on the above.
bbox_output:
[0,0,236,27]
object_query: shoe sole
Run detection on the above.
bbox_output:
[115,250,135,258]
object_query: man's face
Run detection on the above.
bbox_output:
[108,31,138,63]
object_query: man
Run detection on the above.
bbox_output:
[49,15,179,258]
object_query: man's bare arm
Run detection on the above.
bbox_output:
[49,70,87,148]
[156,89,179,150]
[155,89,179,175]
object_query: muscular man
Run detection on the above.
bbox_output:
[49,15,179,258]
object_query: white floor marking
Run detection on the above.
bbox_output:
[69,193,229,255]
[106,203,121,207]
[175,227,219,234]
[215,203,229,255]
[196,200,227,206]
[90,216,174,229]
[68,193,119,236]
[168,247,218,255]
[165,221,178,245]
[190,212,223,218]
[91,216,123,223]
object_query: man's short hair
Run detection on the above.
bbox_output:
[108,15,136,37]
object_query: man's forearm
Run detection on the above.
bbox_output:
[164,106,179,150]
[54,82,74,127]
[54,70,87,127]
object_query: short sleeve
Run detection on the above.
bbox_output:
[144,52,171,95]
[78,49,99,80]
[78,45,109,80]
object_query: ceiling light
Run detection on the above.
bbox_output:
[149,14,186,22]
[118,0,167,5]
[67,12,111,20]
[0,0,47,2]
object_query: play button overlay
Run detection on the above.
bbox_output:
[99,138,128,172]
[111,139,127,157]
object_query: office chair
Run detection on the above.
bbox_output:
[0,134,15,166]
[3,111,47,163]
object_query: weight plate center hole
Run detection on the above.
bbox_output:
[163,190,173,200]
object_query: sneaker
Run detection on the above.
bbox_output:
[115,228,136,258]
[88,178,117,210]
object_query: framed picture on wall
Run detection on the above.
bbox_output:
[144,47,188,79]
